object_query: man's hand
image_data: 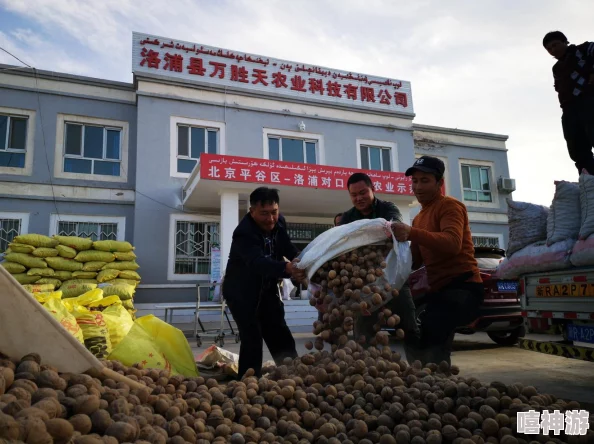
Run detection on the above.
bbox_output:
[391,222,412,242]
[287,258,307,282]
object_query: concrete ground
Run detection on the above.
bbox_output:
[191,332,594,409]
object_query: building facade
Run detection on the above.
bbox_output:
[0,32,515,306]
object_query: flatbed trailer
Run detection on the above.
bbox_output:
[519,267,594,361]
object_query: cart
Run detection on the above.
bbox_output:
[194,282,240,347]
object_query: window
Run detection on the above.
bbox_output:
[0,107,35,176]
[263,129,324,165]
[63,123,121,176]
[54,114,129,183]
[49,215,125,241]
[176,125,219,174]
[360,145,391,171]
[0,114,27,168]
[170,117,225,178]
[172,219,220,278]
[268,136,317,164]
[357,139,397,172]
[462,164,492,202]
[0,213,29,252]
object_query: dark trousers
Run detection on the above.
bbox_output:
[408,282,484,366]
[226,289,297,379]
[562,97,594,175]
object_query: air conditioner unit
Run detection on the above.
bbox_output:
[497,177,516,193]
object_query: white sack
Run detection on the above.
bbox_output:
[296,218,412,313]
[547,181,580,245]
[570,235,594,267]
[579,173,594,240]
[506,199,549,256]
[496,239,575,280]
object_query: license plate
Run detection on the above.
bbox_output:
[497,281,518,292]
[567,324,594,344]
[535,283,594,297]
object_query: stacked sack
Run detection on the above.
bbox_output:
[497,179,583,279]
[27,286,135,359]
[0,233,139,320]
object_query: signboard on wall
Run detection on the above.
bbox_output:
[210,246,221,284]
[199,153,415,196]
[132,31,414,115]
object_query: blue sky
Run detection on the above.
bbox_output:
[1,0,592,205]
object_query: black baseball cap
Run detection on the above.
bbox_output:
[405,156,445,177]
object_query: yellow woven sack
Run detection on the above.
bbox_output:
[62,279,98,285]
[54,271,73,281]
[114,251,137,261]
[118,270,141,281]
[102,284,135,301]
[87,295,121,310]
[53,235,93,251]
[102,261,139,271]
[122,299,135,310]
[22,283,55,293]
[102,304,134,348]
[108,315,197,377]
[61,282,98,299]
[33,291,62,303]
[82,261,106,272]
[74,250,115,263]
[56,245,77,259]
[43,298,84,344]
[27,268,55,277]
[105,279,139,288]
[72,271,98,279]
[72,305,111,358]
[8,243,36,254]
[45,257,83,272]
[97,269,119,283]
[64,289,104,309]
[14,274,42,285]
[13,234,58,248]
[1,262,26,274]
[32,248,59,258]
[93,240,134,253]
[5,253,47,269]
[36,278,62,289]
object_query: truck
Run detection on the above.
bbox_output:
[518,267,594,360]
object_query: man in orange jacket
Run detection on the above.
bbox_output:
[391,156,484,365]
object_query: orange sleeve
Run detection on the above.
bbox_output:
[408,201,465,255]
[410,216,423,270]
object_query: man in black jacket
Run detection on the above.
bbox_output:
[338,173,420,355]
[543,31,594,175]
[224,187,305,378]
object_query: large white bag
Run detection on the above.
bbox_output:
[547,181,580,245]
[496,239,575,280]
[570,235,594,267]
[506,199,549,256]
[296,218,413,303]
[579,173,594,240]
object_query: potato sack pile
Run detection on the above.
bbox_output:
[0,234,140,359]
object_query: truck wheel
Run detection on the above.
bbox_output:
[488,327,524,346]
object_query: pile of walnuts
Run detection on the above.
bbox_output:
[308,243,403,347]
[1,348,592,444]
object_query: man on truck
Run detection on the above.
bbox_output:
[224,187,306,378]
[391,156,484,365]
[543,31,594,175]
[338,172,420,353]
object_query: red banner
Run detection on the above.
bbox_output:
[199,154,414,196]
